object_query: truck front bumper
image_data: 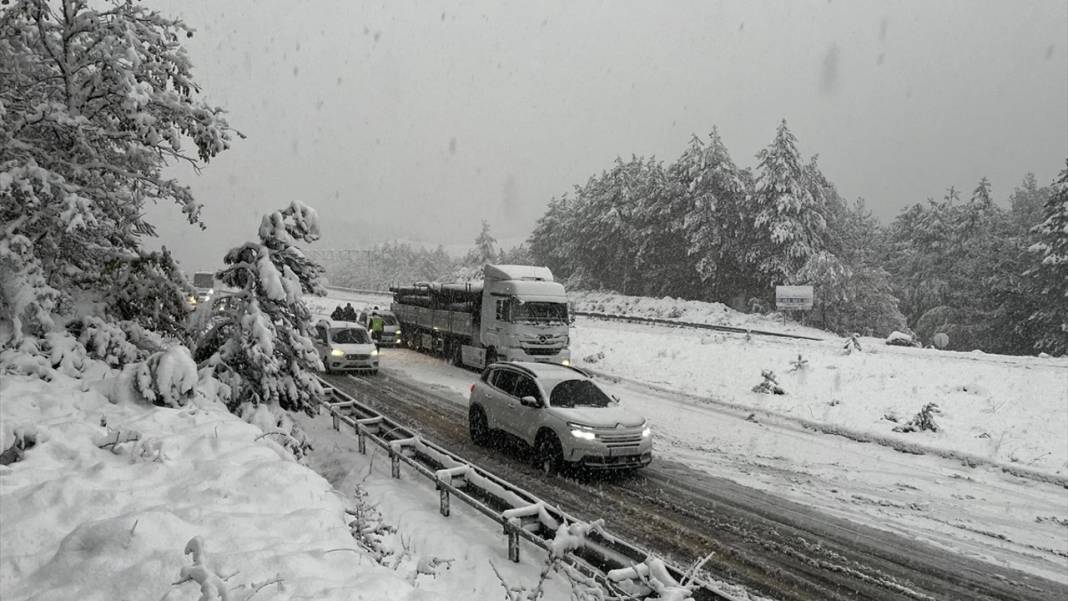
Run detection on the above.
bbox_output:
[498,347,572,365]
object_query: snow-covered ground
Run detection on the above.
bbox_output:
[0,369,590,600]
[314,289,1068,583]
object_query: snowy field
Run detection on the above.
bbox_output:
[316,289,1068,583]
[0,370,595,600]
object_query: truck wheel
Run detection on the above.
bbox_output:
[469,406,490,446]
[535,432,563,475]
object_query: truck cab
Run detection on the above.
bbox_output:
[476,265,570,366]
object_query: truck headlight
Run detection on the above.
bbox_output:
[330,348,345,357]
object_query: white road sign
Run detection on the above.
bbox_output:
[776,285,814,311]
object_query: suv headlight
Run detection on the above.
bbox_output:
[330,348,345,357]
[568,423,596,440]
[642,423,652,438]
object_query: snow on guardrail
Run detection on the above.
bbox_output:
[316,378,743,601]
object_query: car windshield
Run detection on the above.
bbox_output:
[549,379,612,408]
[379,314,398,326]
[511,301,568,324]
[331,328,369,344]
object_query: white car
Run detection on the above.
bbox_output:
[313,320,379,374]
[468,362,652,473]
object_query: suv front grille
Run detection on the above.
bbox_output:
[595,431,643,448]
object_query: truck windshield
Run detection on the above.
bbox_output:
[511,301,567,324]
[331,328,370,344]
[193,273,214,289]
[549,379,611,408]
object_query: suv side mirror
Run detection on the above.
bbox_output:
[520,395,541,408]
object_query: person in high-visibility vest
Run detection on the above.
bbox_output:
[369,311,384,345]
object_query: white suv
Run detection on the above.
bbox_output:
[468,362,652,473]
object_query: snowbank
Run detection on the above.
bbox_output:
[571,318,1068,477]
[569,290,828,338]
[0,373,444,601]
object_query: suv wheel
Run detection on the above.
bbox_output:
[469,406,490,446]
[535,432,564,475]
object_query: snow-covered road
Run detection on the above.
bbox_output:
[317,290,1068,588]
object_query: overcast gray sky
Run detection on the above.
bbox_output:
[148,0,1068,271]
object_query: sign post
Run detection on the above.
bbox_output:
[775,285,814,325]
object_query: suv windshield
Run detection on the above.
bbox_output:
[331,328,370,344]
[549,379,611,408]
[512,301,568,324]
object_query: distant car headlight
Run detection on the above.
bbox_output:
[561,359,571,366]
[396,329,402,335]
[568,423,596,440]
[371,349,379,356]
[330,348,345,357]
[188,296,197,305]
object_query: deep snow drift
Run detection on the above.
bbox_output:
[0,368,610,600]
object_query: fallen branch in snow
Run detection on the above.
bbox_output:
[751,370,785,395]
[893,403,941,433]
[94,428,142,453]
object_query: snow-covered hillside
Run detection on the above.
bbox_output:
[0,368,594,600]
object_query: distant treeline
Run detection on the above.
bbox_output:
[327,121,1066,356]
[526,121,1066,356]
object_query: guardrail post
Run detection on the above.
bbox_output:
[505,521,520,563]
[357,425,366,455]
[390,448,400,479]
[331,412,339,431]
[439,484,450,517]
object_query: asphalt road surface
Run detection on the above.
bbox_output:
[321,371,1065,601]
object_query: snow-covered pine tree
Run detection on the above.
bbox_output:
[528,195,576,281]
[1021,161,1068,355]
[201,202,326,414]
[668,128,748,300]
[750,120,829,287]
[0,0,233,348]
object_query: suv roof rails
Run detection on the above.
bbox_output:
[487,361,537,378]
[490,361,590,379]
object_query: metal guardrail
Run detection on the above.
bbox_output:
[573,311,825,341]
[322,285,392,297]
[317,378,740,601]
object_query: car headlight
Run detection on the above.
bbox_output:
[642,425,652,438]
[330,348,345,357]
[188,296,197,305]
[568,423,596,440]
[396,329,402,335]
[570,428,596,440]
[371,349,379,356]
[561,359,571,366]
